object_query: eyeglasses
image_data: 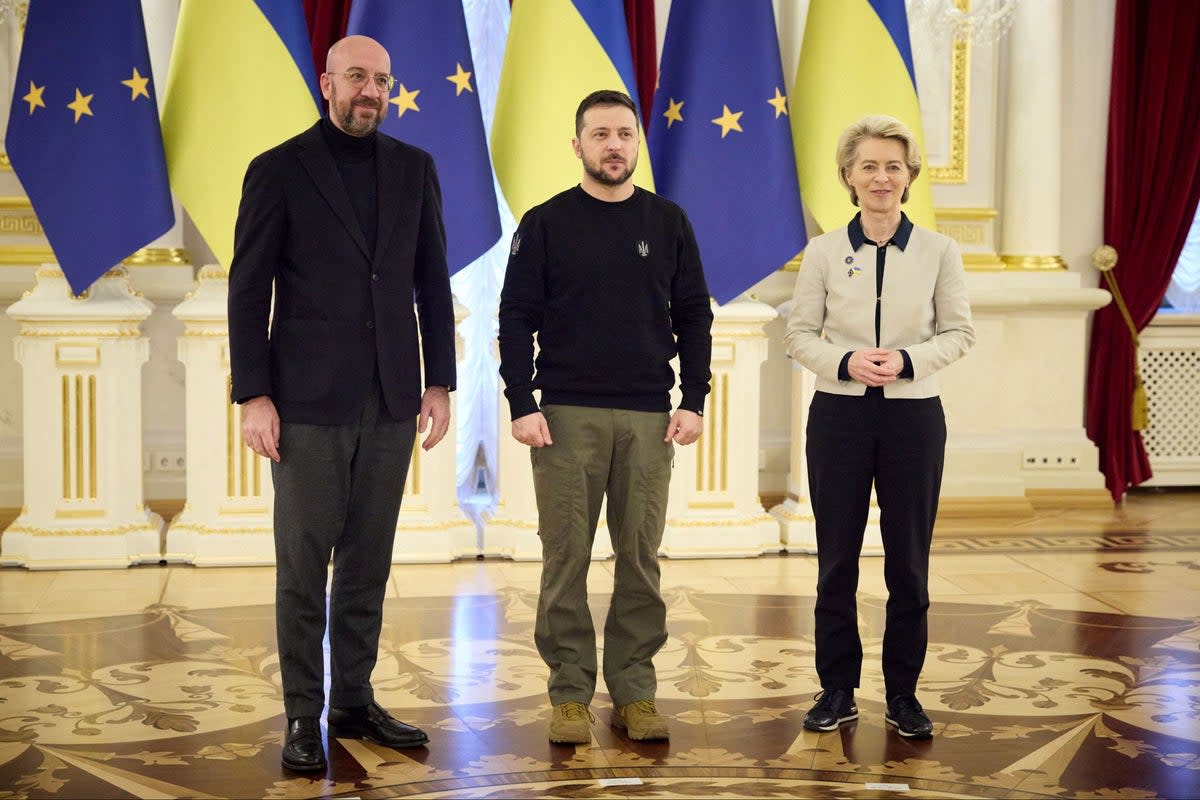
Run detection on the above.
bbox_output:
[327,69,395,93]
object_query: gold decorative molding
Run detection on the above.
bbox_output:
[962,253,1006,270]
[0,153,9,171]
[7,521,161,538]
[935,207,997,221]
[928,0,971,183]
[0,245,54,265]
[937,222,986,246]
[664,515,776,528]
[782,252,804,273]
[123,247,192,266]
[0,196,33,209]
[1001,255,1068,271]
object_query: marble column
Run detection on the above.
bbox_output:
[999,0,1064,271]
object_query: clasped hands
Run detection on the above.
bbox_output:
[848,348,905,387]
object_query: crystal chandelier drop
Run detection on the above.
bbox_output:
[907,0,1020,45]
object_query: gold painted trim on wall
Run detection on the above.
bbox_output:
[123,247,192,266]
[935,207,997,221]
[928,0,971,184]
[0,245,54,265]
[963,253,1006,270]
[1000,255,1067,271]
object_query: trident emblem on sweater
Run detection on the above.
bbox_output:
[636,240,649,257]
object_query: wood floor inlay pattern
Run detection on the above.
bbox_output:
[1,548,1198,799]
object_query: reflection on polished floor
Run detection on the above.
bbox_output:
[0,489,1198,799]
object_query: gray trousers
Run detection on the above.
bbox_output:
[532,404,674,708]
[271,381,416,718]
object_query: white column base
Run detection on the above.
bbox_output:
[1,510,163,570]
[770,495,883,556]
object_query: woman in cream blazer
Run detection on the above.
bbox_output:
[784,115,974,740]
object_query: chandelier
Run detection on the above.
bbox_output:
[907,0,1020,45]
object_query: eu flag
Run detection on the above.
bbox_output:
[6,0,174,295]
[348,0,501,275]
[649,0,807,305]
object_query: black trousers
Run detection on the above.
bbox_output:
[805,389,945,699]
[271,377,416,718]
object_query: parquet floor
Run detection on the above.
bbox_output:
[1,489,1197,798]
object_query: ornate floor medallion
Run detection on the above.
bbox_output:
[1,556,1197,799]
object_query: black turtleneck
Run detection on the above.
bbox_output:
[320,117,377,255]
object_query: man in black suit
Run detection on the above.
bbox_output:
[228,35,455,773]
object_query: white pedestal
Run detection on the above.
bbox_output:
[165,269,475,566]
[2,267,162,569]
[485,401,613,562]
[164,266,275,565]
[661,299,780,558]
[390,298,477,562]
[768,343,883,556]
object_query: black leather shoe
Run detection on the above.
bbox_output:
[328,701,429,749]
[885,694,933,739]
[282,717,326,772]
[803,689,858,732]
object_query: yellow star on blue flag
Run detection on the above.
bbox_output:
[348,0,500,275]
[6,0,173,294]
[650,0,807,304]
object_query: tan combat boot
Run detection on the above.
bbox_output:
[614,699,670,740]
[549,702,593,743]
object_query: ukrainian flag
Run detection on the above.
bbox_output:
[161,0,320,269]
[791,0,936,233]
[491,0,653,220]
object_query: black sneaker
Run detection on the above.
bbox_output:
[885,694,933,738]
[802,689,858,732]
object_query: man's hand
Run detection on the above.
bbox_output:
[512,412,553,447]
[241,395,281,462]
[664,409,703,445]
[418,386,451,451]
[848,348,903,387]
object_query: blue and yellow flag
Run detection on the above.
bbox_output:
[792,0,935,232]
[491,0,653,220]
[162,0,320,269]
[6,0,174,295]
[347,0,501,275]
[649,0,807,305]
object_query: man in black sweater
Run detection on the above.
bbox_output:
[498,90,714,744]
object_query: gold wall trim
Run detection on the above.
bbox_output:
[928,0,971,184]
[0,196,32,209]
[664,515,776,528]
[1001,255,1068,271]
[54,508,105,519]
[0,153,9,171]
[962,253,1006,271]
[0,245,55,265]
[935,207,997,221]
[20,327,143,338]
[8,521,161,538]
[782,252,804,273]
[123,247,192,266]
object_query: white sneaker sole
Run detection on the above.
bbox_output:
[803,709,859,732]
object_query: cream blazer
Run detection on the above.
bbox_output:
[784,222,975,398]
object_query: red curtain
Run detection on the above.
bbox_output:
[623,0,658,129]
[1085,0,1200,502]
[304,0,351,77]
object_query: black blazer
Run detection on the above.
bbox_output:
[228,121,455,424]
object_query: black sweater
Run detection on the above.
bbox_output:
[498,186,713,420]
